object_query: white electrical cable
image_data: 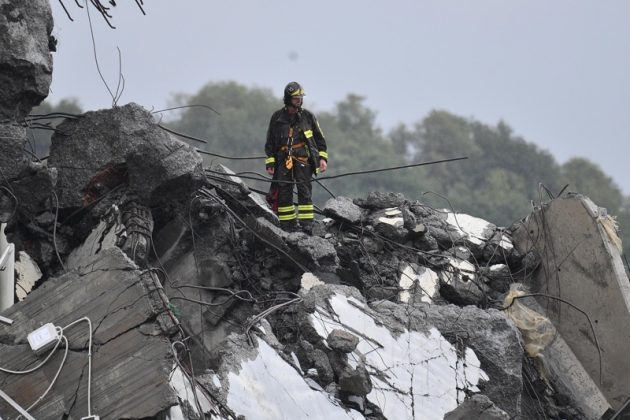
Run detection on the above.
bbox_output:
[0,318,94,418]
[0,388,36,420]
[62,317,93,417]
[25,335,69,413]
[0,326,63,374]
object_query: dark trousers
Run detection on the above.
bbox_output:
[276,159,313,225]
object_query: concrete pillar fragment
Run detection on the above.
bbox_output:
[512,194,630,410]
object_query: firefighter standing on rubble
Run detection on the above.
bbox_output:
[265,82,328,234]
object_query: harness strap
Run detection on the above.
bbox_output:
[280,142,306,152]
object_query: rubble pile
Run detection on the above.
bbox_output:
[1,2,628,419]
[0,101,598,419]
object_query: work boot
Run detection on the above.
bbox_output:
[279,220,299,233]
[300,220,313,235]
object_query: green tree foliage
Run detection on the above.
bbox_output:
[166,82,279,194]
[313,94,411,203]
[27,98,82,157]
[168,81,277,167]
[391,110,562,225]
[560,158,623,213]
[472,121,561,198]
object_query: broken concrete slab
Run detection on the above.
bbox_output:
[369,207,409,242]
[48,103,203,208]
[210,164,277,222]
[439,257,489,306]
[11,162,56,219]
[323,196,364,224]
[408,222,428,238]
[65,211,119,271]
[0,123,30,181]
[126,137,202,204]
[14,250,41,301]
[161,251,235,357]
[0,0,53,120]
[398,263,440,304]
[444,394,510,420]
[508,291,611,419]
[512,194,630,410]
[353,191,407,209]
[482,228,517,264]
[443,212,497,247]
[244,216,338,275]
[432,211,501,258]
[209,330,364,420]
[376,302,524,417]
[289,233,339,272]
[301,284,492,419]
[0,248,177,419]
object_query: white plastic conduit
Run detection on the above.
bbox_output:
[0,223,15,311]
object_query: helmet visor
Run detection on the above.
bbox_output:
[290,88,305,97]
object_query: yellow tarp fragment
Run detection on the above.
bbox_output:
[504,286,555,357]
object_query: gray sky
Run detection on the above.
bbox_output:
[48,1,630,194]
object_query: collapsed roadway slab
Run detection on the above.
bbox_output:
[0,248,178,419]
[512,194,630,411]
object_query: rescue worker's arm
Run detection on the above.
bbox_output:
[264,114,276,175]
[312,113,328,172]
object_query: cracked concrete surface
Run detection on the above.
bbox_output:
[0,248,176,418]
[305,285,490,419]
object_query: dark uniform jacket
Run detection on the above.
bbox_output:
[265,107,328,173]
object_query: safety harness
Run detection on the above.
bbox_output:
[282,127,309,169]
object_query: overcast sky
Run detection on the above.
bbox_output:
[48,1,630,194]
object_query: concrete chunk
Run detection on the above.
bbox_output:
[444,394,510,420]
[49,103,202,208]
[0,124,30,182]
[353,191,407,209]
[323,196,364,224]
[0,0,53,120]
[327,329,359,353]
